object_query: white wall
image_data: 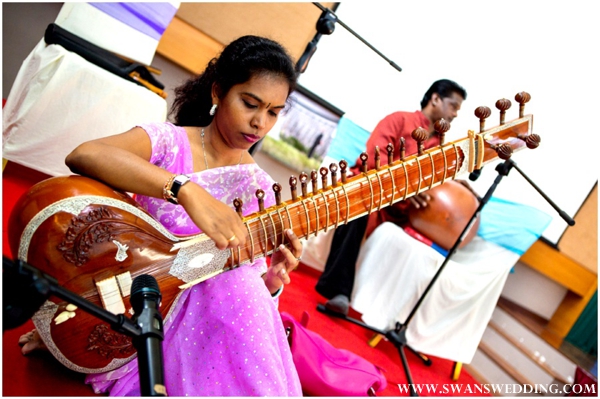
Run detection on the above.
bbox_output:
[297,0,599,244]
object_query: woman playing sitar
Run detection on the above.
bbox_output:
[19,35,304,397]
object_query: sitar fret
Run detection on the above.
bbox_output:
[309,197,319,237]
[320,191,330,233]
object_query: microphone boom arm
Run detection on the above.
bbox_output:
[3,257,141,338]
[312,2,402,72]
[3,257,167,396]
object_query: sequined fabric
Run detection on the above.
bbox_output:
[85,122,301,396]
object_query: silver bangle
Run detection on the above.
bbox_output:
[271,285,284,299]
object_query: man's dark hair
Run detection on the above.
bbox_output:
[420,79,467,109]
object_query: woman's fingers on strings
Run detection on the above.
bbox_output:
[285,229,303,263]
[212,228,245,250]
[226,232,238,247]
[225,227,247,249]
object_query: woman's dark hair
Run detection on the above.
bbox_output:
[420,79,467,109]
[170,35,298,126]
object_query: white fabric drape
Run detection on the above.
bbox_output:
[3,40,167,177]
[351,222,520,363]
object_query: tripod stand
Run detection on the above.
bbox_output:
[318,158,575,396]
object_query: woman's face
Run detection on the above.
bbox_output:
[213,73,290,150]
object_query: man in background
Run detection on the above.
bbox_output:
[315,79,467,315]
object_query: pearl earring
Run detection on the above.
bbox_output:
[209,104,217,116]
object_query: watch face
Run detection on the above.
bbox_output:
[170,176,190,201]
[175,175,190,184]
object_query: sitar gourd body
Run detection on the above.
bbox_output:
[407,180,481,250]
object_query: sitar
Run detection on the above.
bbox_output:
[8,92,540,373]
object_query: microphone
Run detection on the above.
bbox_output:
[296,9,336,73]
[469,168,483,181]
[130,275,167,396]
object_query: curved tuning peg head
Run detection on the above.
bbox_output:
[233,198,244,218]
[319,166,329,189]
[515,91,531,117]
[299,172,308,197]
[434,118,451,145]
[518,133,541,149]
[255,189,265,212]
[386,143,394,165]
[360,152,369,173]
[339,160,348,183]
[411,127,428,155]
[475,106,492,132]
[289,176,298,201]
[495,98,512,125]
[329,163,339,186]
[310,170,319,194]
[491,143,513,160]
[272,183,282,206]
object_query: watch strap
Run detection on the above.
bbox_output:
[163,174,190,204]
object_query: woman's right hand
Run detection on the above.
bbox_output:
[177,182,247,250]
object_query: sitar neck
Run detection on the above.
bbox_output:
[221,114,535,270]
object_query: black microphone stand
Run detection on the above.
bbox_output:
[297,3,402,74]
[312,2,402,72]
[318,158,575,396]
[2,257,167,396]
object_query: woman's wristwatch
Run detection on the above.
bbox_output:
[163,174,191,204]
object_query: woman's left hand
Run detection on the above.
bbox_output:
[264,229,303,295]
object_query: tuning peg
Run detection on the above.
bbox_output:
[339,160,348,183]
[411,127,428,155]
[386,143,394,165]
[289,176,298,201]
[375,146,381,170]
[329,163,339,186]
[310,170,319,194]
[434,118,451,145]
[272,183,282,206]
[515,91,531,118]
[320,167,329,188]
[475,106,492,133]
[360,152,369,173]
[490,142,513,160]
[399,137,406,161]
[518,133,541,149]
[233,198,244,218]
[299,172,308,197]
[495,98,512,125]
[255,189,265,212]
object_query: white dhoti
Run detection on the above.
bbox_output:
[352,222,520,364]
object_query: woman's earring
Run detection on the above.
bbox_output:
[209,104,217,116]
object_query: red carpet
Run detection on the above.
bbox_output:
[279,265,485,397]
[2,162,486,396]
